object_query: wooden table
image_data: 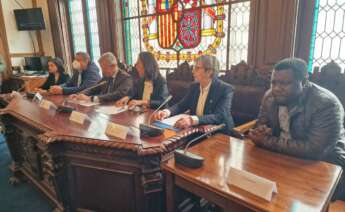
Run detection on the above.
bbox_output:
[0,94,217,212]
[14,75,47,92]
[162,134,343,212]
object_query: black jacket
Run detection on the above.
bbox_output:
[40,73,70,90]
[130,76,169,109]
[86,69,133,103]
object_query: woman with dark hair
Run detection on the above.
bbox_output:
[115,52,169,109]
[38,57,69,91]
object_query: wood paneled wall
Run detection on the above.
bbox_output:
[249,0,298,71]
[0,0,12,78]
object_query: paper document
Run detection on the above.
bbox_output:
[78,101,100,107]
[96,106,128,115]
[159,114,188,126]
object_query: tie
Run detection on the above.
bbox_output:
[105,77,114,94]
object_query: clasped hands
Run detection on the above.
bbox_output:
[115,96,149,110]
[247,124,272,145]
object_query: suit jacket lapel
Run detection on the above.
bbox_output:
[203,78,217,114]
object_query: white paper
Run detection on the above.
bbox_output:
[95,106,128,115]
[78,101,100,107]
[105,122,129,140]
[159,114,188,126]
[69,111,88,125]
[227,167,277,201]
[39,100,55,110]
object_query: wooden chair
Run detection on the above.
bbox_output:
[311,60,345,111]
[220,61,269,126]
[329,200,345,212]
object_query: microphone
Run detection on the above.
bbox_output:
[79,80,107,94]
[174,124,225,168]
[139,95,172,137]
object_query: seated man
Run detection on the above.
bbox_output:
[248,58,345,200]
[50,52,100,95]
[70,52,132,103]
[152,55,234,135]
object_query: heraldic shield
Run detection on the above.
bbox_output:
[156,0,201,49]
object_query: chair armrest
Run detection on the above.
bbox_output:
[233,120,257,134]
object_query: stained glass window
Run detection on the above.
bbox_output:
[67,0,101,61]
[86,0,101,60]
[309,0,345,72]
[122,0,251,71]
[68,0,87,53]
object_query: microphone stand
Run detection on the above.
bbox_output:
[174,124,225,168]
[139,95,172,137]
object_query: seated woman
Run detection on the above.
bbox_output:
[115,52,169,109]
[37,57,69,92]
[152,55,234,135]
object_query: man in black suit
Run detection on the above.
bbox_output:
[70,52,132,103]
[50,52,101,95]
[152,55,234,134]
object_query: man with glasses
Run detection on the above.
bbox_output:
[152,54,234,135]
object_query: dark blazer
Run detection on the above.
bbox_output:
[169,77,234,134]
[62,62,101,95]
[40,73,70,90]
[86,69,133,103]
[130,77,169,109]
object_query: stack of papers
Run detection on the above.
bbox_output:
[95,106,128,115]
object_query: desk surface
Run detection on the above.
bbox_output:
[1,94,212,155]
[161,134,342,211]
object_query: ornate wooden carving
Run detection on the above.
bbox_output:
[0,94,220,212]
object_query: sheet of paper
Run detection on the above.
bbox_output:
[159,114,188,126]
[78,101,100,107]
[95,106,128,115]
[227,167,277,201]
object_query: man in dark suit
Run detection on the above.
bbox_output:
[152,55,234,134]
[70,52,132,103]
[50,52,101,95]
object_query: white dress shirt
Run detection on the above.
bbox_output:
[163,81,212,126]
[278,106,291,140]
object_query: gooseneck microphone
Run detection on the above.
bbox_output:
[174,124,225,168]
[79,80,107,94]
[139,95,172,137]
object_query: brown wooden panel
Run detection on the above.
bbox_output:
[70,164,136,212]
[0,0,12,78]
[252,0,298,70]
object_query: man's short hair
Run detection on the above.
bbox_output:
[75,52,90,62]
[195,55,220,77]
[274,58,308,81]
[98,52,118,66]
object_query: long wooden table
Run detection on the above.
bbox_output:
[162,134,343,212]
[0,93,216,212]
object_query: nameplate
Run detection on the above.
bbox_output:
[39,100,55,110]
[105,122,129,140]
[227,167,277,201]
[69,111,87,125]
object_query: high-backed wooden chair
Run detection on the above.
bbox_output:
[166,61,194,105]
[220,61,269,125]
[311,61,345,110]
